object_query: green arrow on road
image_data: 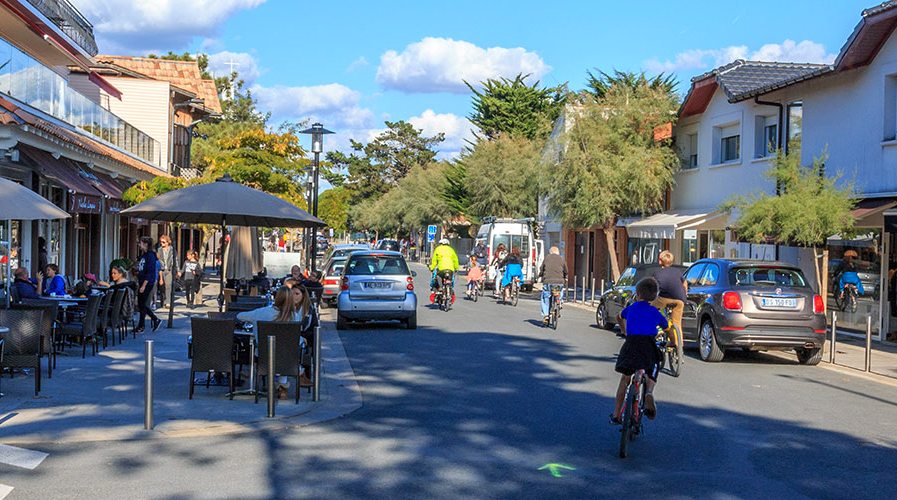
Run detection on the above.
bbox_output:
[538,463,576,478]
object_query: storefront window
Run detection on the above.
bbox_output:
[827,230,882,337]
[709,230,726,258]
[628,237,662,266]
[682,231,698,265]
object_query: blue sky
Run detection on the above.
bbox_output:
[74,0,872,157]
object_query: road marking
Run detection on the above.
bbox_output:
[0,484,12,499]
[0,444,48,470]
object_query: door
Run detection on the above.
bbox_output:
[535,239,544,275]
[681,263,708,336]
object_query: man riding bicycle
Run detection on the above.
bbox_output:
[651,250,687,348]
[834,250,865,297]
[499,246,524,303]
[539,246,568,325]
[430,238,460,302]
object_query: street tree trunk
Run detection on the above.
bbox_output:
[603,227,621,281]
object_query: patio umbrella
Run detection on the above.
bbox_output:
[0,177,71,307]
[120,173,325,323]
[224,226,264,281]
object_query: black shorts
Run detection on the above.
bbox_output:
[615,335,661,382]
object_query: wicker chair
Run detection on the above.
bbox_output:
[189,318,236,400]
[95,291,114,349]
[255,321,302,404]
[58,294,102,358]
[107,289,126,345]
[0,308,44,396]
[16,299,58,378]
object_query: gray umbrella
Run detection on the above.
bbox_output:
[120,174,325,321]
[0,177,71,307]
[224,226,264,281]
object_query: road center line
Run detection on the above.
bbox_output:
[0,444,48,470]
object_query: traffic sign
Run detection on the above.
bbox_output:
[427,225,437,242]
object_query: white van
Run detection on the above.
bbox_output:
[475,217,544,291]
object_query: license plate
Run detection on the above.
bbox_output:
[364,282,390,289]
[761,298,797,308]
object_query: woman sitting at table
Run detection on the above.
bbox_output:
[107,266,138,319]
[291,283,316,333]
[42,263,67,296]
[236,286,300,336]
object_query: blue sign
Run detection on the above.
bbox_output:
[427,225,437,242]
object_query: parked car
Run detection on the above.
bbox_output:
[375,239,400,252]
[323,244,370,263]
[321,257,348,306]
[595,263,686,330]
[336,251,417,330]
[679,259,826,364]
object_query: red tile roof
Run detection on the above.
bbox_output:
[95,55,222,113]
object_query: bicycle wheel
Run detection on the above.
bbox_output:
[619,385,636,458]
[835,287,845,311]
[472,284,478,302]
[512,282,519,307]
[549,297,558,330]
[667,326,682,378]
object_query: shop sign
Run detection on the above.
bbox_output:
[107,199,127,214]
[130,217,149,226]
[69,194,102,214]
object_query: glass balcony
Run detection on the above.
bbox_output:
[23,0,98,56]
[0,36,162,168]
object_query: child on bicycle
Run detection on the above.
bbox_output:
[466,255,484,298]
[610,277,669,424]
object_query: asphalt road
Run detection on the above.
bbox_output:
[3,263,897,499]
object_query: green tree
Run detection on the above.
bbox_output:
[467,73,567,141]
[545,76,680,280]
[722,150,855,299]
[122,176,189,204]
[585,69,679,107]
[318,187,351,232]
[459,134,542,220]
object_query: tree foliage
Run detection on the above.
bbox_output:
[457,134,543,220]
[545,75,680,279]
[318,187,351,232]
[585,69,679,107]
[122,176,189,204]
[467,73,567,141]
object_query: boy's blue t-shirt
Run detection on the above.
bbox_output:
[621,301,669,336]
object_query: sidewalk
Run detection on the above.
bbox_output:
[0,291,362,445]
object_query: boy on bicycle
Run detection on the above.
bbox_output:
[610,277,668,424]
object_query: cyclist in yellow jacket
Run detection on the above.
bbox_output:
[430,238,459,298]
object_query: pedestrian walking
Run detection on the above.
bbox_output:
[157,234,179,309]
[136,236,161,333]
[180,250,204,308]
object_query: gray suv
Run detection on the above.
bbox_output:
[336,251,417,330]
[681,259,826,365]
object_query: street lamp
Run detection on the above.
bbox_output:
[299,123,334,273]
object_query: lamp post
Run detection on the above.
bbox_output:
[299,123,334,273]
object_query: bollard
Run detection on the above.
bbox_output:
[573,275,578,303]
[830,312,838,365]
[591,278,596,307]
[313,325,322,401]
[267,335,276,418]
[144,340,154,430]
[865,315,872,373]
[600,280,605,296]
[582,276,587,305]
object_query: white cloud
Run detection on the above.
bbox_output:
[345,56,369,73]
[643,39,837,74]
[408,110,475,158]
[70,0,266,54]
[208,51,262,84]
[376,37,551,94]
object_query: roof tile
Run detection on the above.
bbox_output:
[96,55,223,113]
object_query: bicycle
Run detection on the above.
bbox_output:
[655,305,682,378]
[835,282,859,313]
[619,368,648,458]
[546,283,564,330]
[433,271,455,312]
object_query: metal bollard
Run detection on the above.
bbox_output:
[582,276,587,305]
[591,278,596,307]
[600,280,605,296]
[144,340,154,430]
[267,335,276,418]
[830,312,837,364]
[313,325,322,401]
[573,275,578,303]
[865,315,872,373]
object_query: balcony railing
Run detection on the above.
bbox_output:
[0,36,162,167]
[24,0,98,56]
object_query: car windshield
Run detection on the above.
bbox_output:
[730,267,807,287]
[346,256,410,276]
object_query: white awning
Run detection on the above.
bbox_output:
[626,209,724,239]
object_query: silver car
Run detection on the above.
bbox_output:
[323,244,370,263]
[336,251,417,330]
[321,257,348,306]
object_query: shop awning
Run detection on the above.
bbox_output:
[851,197,897,227]
[626,209,723,239]
[19,144,103,198]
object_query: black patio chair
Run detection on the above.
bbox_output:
[58,294,102,358]
[95,291,114,349]
[255,321,302,404]
[16,299,58,378]
[189,318,236,400]
[107,289,126,345]
[0,308,44,396]
[226,301,262,313]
